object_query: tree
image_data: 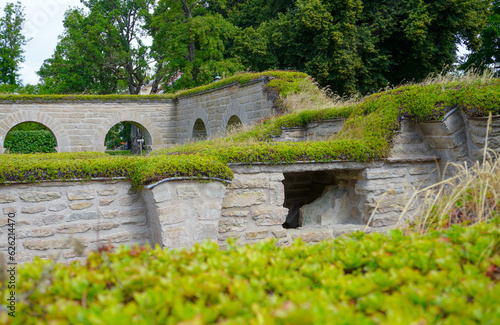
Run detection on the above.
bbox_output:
[0,2,28,86]
[461,1,500,71]
[228,0,490,95]
[38,0,155,95]
[150,0,243,91]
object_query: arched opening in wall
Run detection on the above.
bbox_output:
[3,122,57,154]
[226,115,243,133]
[282,170,364,229]
[192,118,207,140]
[104,121,153,155]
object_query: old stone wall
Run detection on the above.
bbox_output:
[176,79,274,141]
[0,79,275,152]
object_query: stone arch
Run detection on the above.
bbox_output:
[192,118,208,140]
[0,110,69,153]
[97,112,163,152]
[226,115,243,132]
[221,102,248,134]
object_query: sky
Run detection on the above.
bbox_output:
[1,0,85,85]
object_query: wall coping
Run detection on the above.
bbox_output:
[175,78,266,100]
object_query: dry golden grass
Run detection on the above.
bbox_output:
[396,113,499,234]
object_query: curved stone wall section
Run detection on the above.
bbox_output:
[176,79,274,141]
[0,101,176,153]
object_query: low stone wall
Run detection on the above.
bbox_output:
[272,119,344,142]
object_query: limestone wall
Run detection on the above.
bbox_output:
[176,79,274,141]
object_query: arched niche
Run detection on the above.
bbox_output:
[104,121,153,155]
[226,115,243,132]
[192,118,208,140]
[3,122,58,154]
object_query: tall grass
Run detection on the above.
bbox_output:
[397,113,499,234]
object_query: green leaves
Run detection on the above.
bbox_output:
[2,221,500,323]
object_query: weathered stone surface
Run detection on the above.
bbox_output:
[409,166,437,175]
[221,209,249,218]
[119,195,138,206]
[101,210,118,219]
[99,198,115,206]
[0,193,16,204]
[300,185,350,226]
[97,188,118,196]
[202,182,226,199]
[176,185,200,199]
[151,184,171,203]
[93,232,130,243]
[68,211,98,221]
[222,189,266,208]
[272,229,288,238]
[34,214,65,225]
[58,224,92,234]
[19,191,61,202]
[119,207,147,218]
[246,230,269,240]
[288,228,332,243]
[67,189,95,201]
[162,227,190,248]
[195,202,221,220]
[219,218,247,233]
[361,167,407,180]
[93,222,119,231]
[132,230,150,240]
[230,176,269,189]
[251,207,288,226]
[122,216,147,226]
[21,206,46,214]
[157,204,193,225]
[18,228,55,238]
[2,207,16,215]
[24,238,87,250]
[48,204,67,212]
[269,183,285,206]
[194,223,218,241]
[70,202,93,210]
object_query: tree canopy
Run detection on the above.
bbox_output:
[0,1,28,87]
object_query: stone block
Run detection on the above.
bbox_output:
[251,207,288,226]
[34,214,65,226]
[98,188,119,196]
[176,185,200,199]
[288,229,332,243]
[2,207,16,215]
[70,202,93,210]
[194,223,218,241]
[48,204,67,212]
[99,198,115,206]
[119,207,147,217]
[101,210,118,219]
[201,182,226,199]
[230,176,269,189]
[67,189,95,201]
[119,195,138,206]
[58,224,92,234]
[68,211,98,221]
[18,228,56,238]
[361,167,407,180]
[0,193,16,203]
[21,206,46,214]
[93,232,130,243]
[157,204,193,225]
[221,209,249,218]
[19,191,61,202]
[93,222,120,231]
[24,238,87,250]
[122,216,147,226]
[272,229,288,238]
[162,227,190,248]
[218,218,247,233]
[195,202,221,220]
[132,230,150,240]
[222,189,266,208]
[245,230,269,240]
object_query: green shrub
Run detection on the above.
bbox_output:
[2,221,499,323]
[3,130,57,153]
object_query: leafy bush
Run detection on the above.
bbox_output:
[3,130,57,153]
[1,221,499,323]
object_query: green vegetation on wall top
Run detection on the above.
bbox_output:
[2,220,499,323]
[0,71,309,102]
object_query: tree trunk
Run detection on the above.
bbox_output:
[129,124,143,155]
